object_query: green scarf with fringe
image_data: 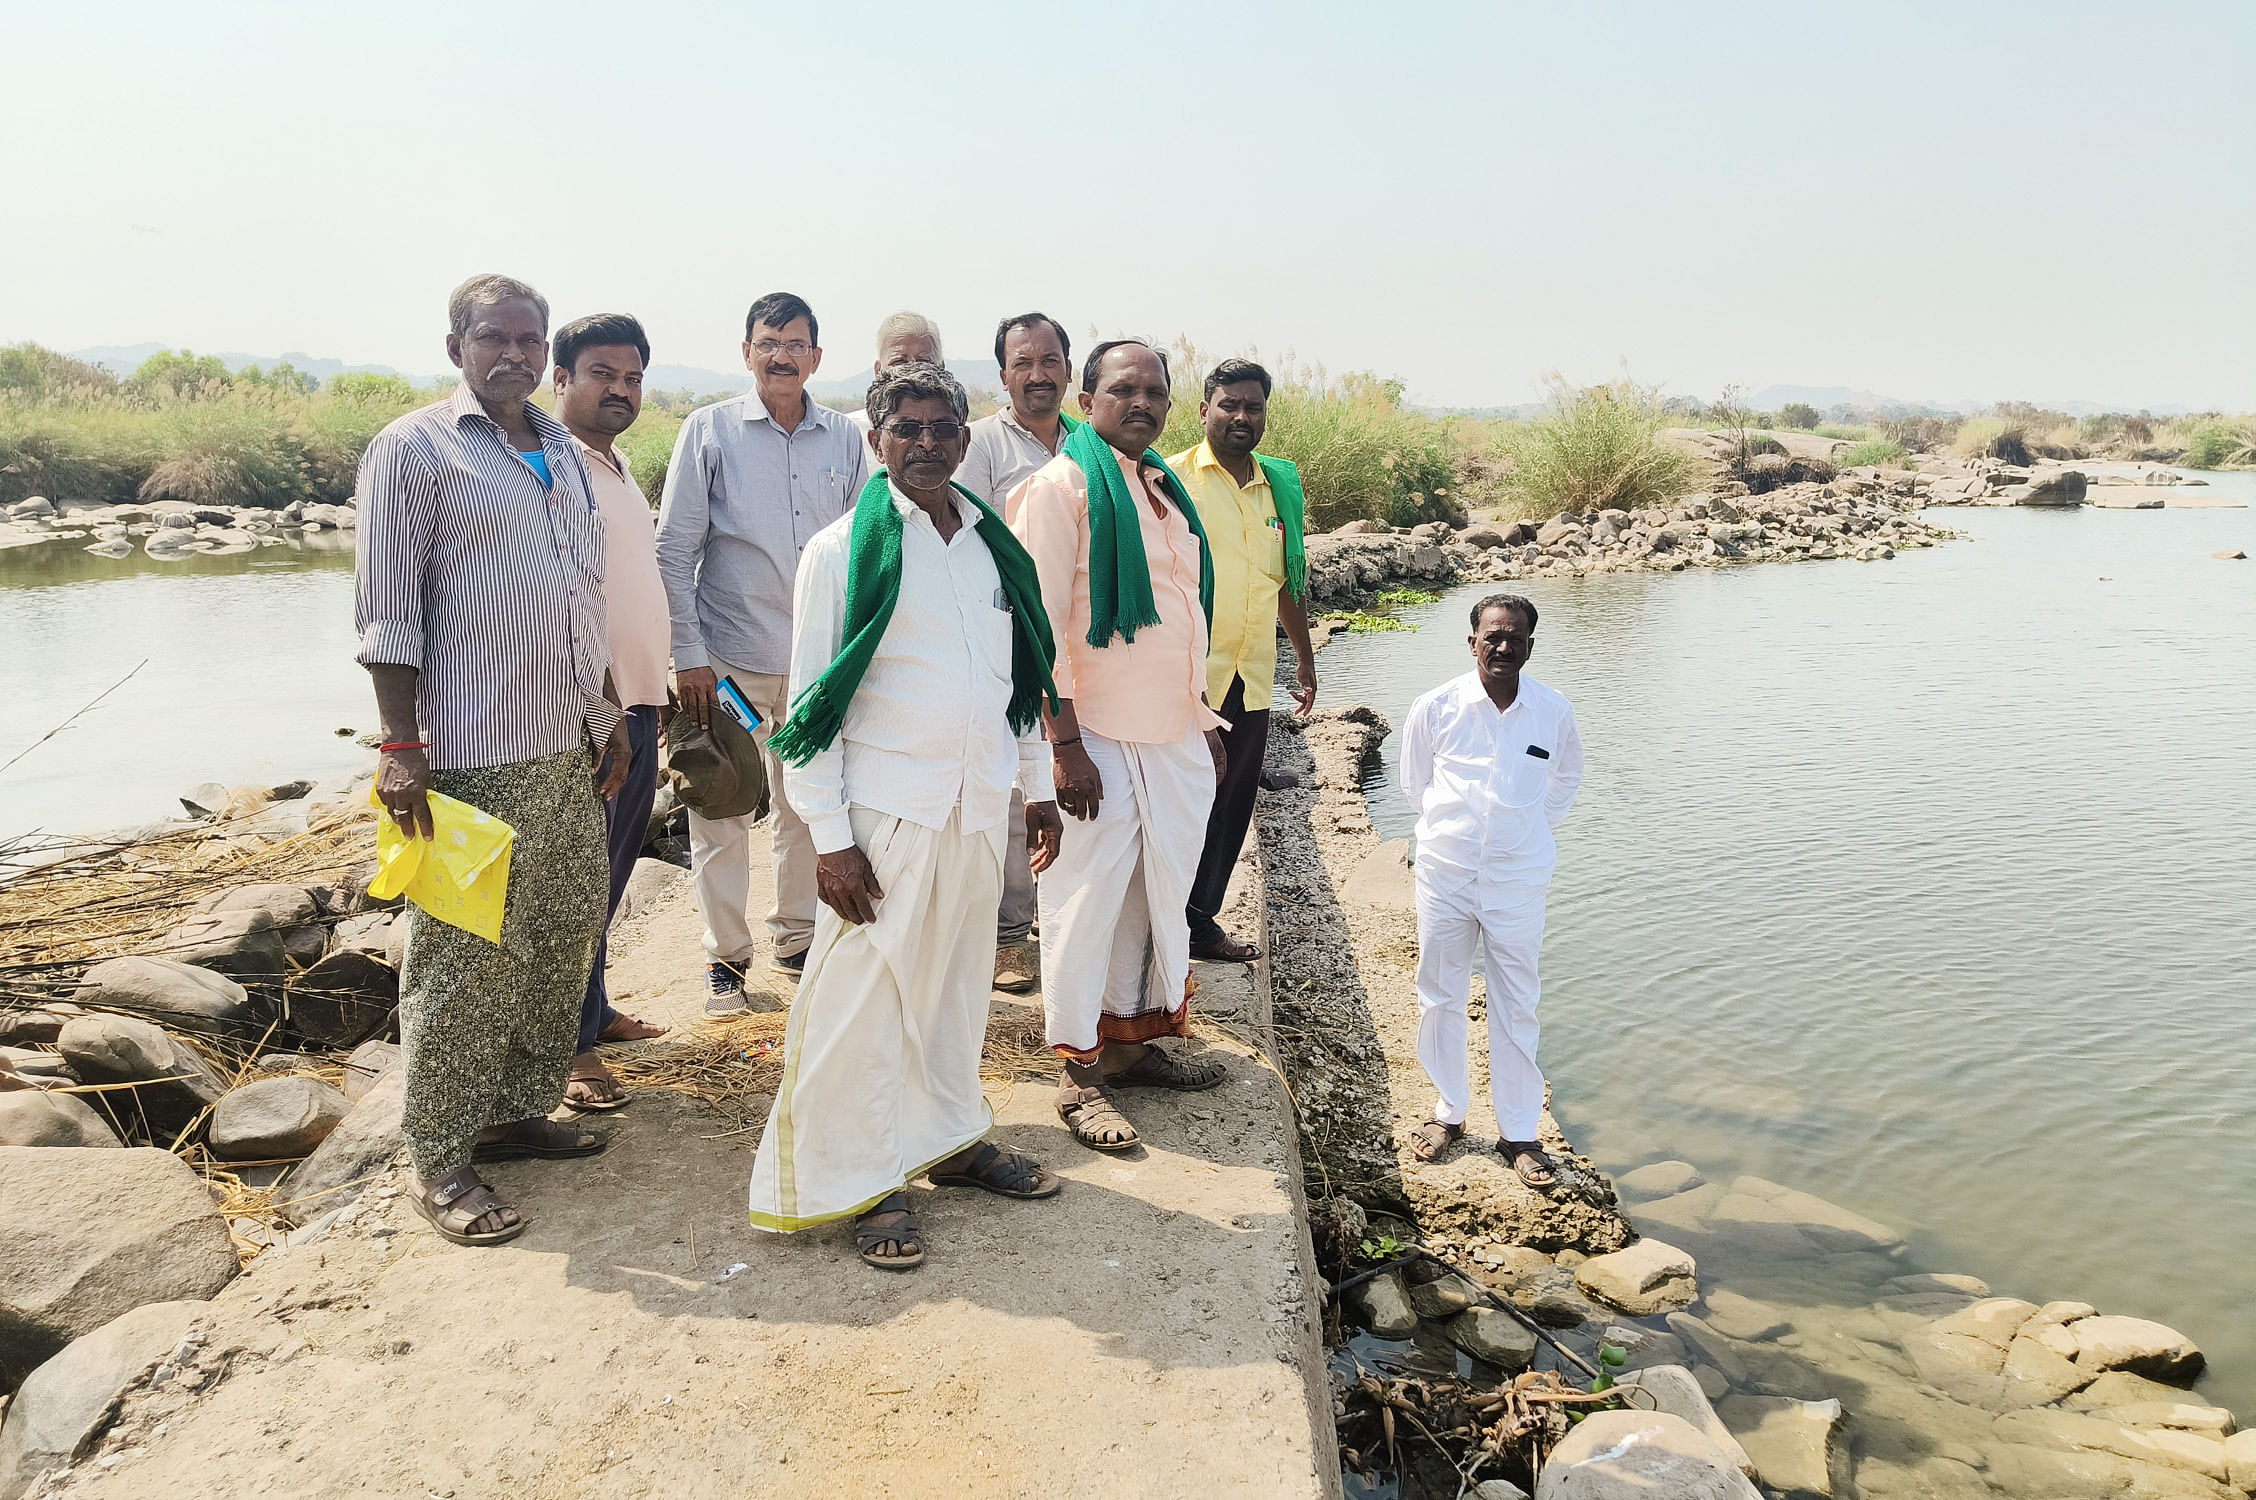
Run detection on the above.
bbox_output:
[1064,418,1214,648]
[768,474,1059,767]
[1253,454,1310,602]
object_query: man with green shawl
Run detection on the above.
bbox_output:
[1169,358,1318,965]
[1007,340,1233,1153]
[748,363,1066,1270]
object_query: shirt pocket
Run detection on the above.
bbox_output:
[1505,742,1551,808]
[1261,517,1286,582]
[978,592,1017,687]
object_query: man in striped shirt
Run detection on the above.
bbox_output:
[355,273,632,1248]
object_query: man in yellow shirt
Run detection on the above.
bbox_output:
[1168,359,1317,962]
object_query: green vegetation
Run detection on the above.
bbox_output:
[1838,437,1908,467]
[1331,609,1416,632]
[2168,415,2256,469]
[1778,402,1820,430]
[1490,376,1697,518]
[1951,417,2032,465]
[1158,344,1470,530]
[1374,586,1439,608]
[1813,423,1872,441]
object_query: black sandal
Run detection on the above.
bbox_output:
[855,1191,924,1271]
[1501,1140,1558,1188]
[929,1142,1061,1199]
[472,1116,607,1162]
[1409,1120,1464,1162]
[1110,1045,1227,1092]
[410,1165,526,1247]
[1190,933,1260,963]
[1057,1082,1140,1151]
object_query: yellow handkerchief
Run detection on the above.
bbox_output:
[367,786,515,945]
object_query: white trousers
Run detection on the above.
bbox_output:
[748,807,1004,1230]
[1038,725,1215,1059]
[1414,875,1548,1141]
[687,660,817,963]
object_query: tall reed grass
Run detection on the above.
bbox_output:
[1488,376,1697,518]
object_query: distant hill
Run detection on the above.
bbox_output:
[1748,384,2190,420]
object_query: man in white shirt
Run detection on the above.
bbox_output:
[959,312,1075,996]
[550,313,673,1111]
[844,311,944,442]
[1398,594,1584,1187]
[748,363,1066,1270]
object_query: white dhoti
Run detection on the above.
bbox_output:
[1038,725,1216,1060]
[748,807,1005,1231]
[1414,874,1548,1140]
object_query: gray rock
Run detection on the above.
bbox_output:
[0,1299,203,1498]
[277,1068,404,1225]
[7,496,56,520]
[1992,1407,2229,1484]
[1615,1160,1703,1199]
[1878,1272,1989,1298]
[177,781,231,818]
[1471,1481,1531,1500]
[1445,1307,1536,1372]
[1407,1270,1483,1320]
[2103,1401,2236,1435]
[267,778,313,801]
[70,955,259,1037]
[616,857,690,925]
[2070,1315,2203,1382]
[1575,1237,1698,1316]
[1718,1395,1847,1497]
[1535,517,1579,547]
[1702,1288,1790,1342]
[255,1051,327,1073]
[1522,1274,1603,1329]
[151,909,287,988]
[2069,1369,2210,1411]
[283,949,396,1048]
[0,1006,83,1047]
[1617,1365,1755,1477]
[1666,1312,1750,1386]
[2016,468,2088,507]
[55,1014,227,1144]
[192,881,317,930]
[342,1039,402,1101]
[208,1076,351,1160]
[1535,1410,1762,1499]
[1457,524,1507,550]
[330,910,397,957]
[0,1049,76,1089]
[1350,1269,1420,1337]
[0,1147,236,1387]
[2002,1330,2094,1405]
[0,1091,121,1148]
[2228,1431,2255,1492]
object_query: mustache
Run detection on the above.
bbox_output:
[489,362,538,378]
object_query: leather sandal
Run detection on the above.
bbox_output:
[1057,1082,1139,1151]
[929,1142,1061,1199]
[411,1165,526,1247]
[472,1116,607,1162]
[1409,1120,1464,1162]
[563,1054,628,1112]
[855,1191,924,1271]
[1501,1140,1558,1189]
[1109,1045,1227,1092]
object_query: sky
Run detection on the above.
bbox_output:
[3,0,2250,411]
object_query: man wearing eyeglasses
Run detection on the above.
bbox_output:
[656,292,869,1013]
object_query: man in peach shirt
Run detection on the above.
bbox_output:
[550,313,671,1110]
[1007,340,1231,1152]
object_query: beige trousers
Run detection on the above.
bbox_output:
[687,660,817,963]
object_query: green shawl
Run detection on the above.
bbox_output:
[767,474,1060,767]
[1253,454,1310,602]
[1063,418,1215,649]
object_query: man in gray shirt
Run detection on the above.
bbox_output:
[956,311,1074,995]
[844,310,944,442]
[656,291,868,1010]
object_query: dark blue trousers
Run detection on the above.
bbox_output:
[579,705,661,1054]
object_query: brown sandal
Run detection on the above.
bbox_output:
[855,1191,925,1270]
[1110,1045,1227,1092]
[1057,1082,1139,1151]
[411,1165,526,1247]
[1501,1141,1558,1188]
[930,1142,1061,1199]
[1190,933,1260,963]
[563,1054,628,1112]
[596,1011,668,1044]
[1409,1120,1464,1162]
[472,1116,607,1162]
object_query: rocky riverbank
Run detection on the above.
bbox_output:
[0,496,357,558]
[1266,693,2251,1499]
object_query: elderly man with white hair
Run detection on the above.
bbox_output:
[846,311,944,441]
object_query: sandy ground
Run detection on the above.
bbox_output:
[58,831,1339,1499]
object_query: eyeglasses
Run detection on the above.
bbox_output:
[750,340,814,358]
[884,420,966,443]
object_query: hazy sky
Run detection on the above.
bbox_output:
[4,1,2249,410]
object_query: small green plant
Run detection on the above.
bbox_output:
[1838,438,1907,467]
[1332,609,1417,633]
[1374,586,1439,608]
[1356,1233,1407,1261]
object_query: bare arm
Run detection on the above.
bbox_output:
[1279,591,1317,717]
[367,664,433,841]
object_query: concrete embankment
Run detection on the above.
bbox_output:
[1,825,1340,1498]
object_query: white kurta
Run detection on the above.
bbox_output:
[748,487,1050,1231]
[1038,724,1216,1059]
[1398,671,1584,1139]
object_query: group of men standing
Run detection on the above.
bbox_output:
[353,277,1325,1262]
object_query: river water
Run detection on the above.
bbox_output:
[1319,482,2256,1413]
[3,487,2252,1410]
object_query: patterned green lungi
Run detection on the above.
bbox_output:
[398,744,608,1179]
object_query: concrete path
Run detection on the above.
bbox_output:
[67,834,1338,1498]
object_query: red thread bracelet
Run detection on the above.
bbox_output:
[380,741,430,753]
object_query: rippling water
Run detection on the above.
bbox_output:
[1321,482,2256,1411]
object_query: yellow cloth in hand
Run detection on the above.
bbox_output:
[367,786,515,945]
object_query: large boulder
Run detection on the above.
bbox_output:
[152,910,287,988]
[0,1300,203,1498]
[0,1007,83,1047]
[1575,1237,1697,1316]
[0,1147,236,1388]
[0,1092,120,1149]
[1718,1395,1847,1497]
[328,910,397,959]
[283,949,396,1048]
[1615,1160,1703,1200]
[2070,1315,2204,1382]
[54,1014,227,1145]
[2016,468,2088,507]
[70,956,260,1037]
[1615,1366,1755,1478]
[277,1068,404,1225]
[207,1076,351,1161]
[1349,1270,1418,1337]
[192,882,316,930]
[1535,1409,1762,1499]
[1445,1307,1536,1372]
